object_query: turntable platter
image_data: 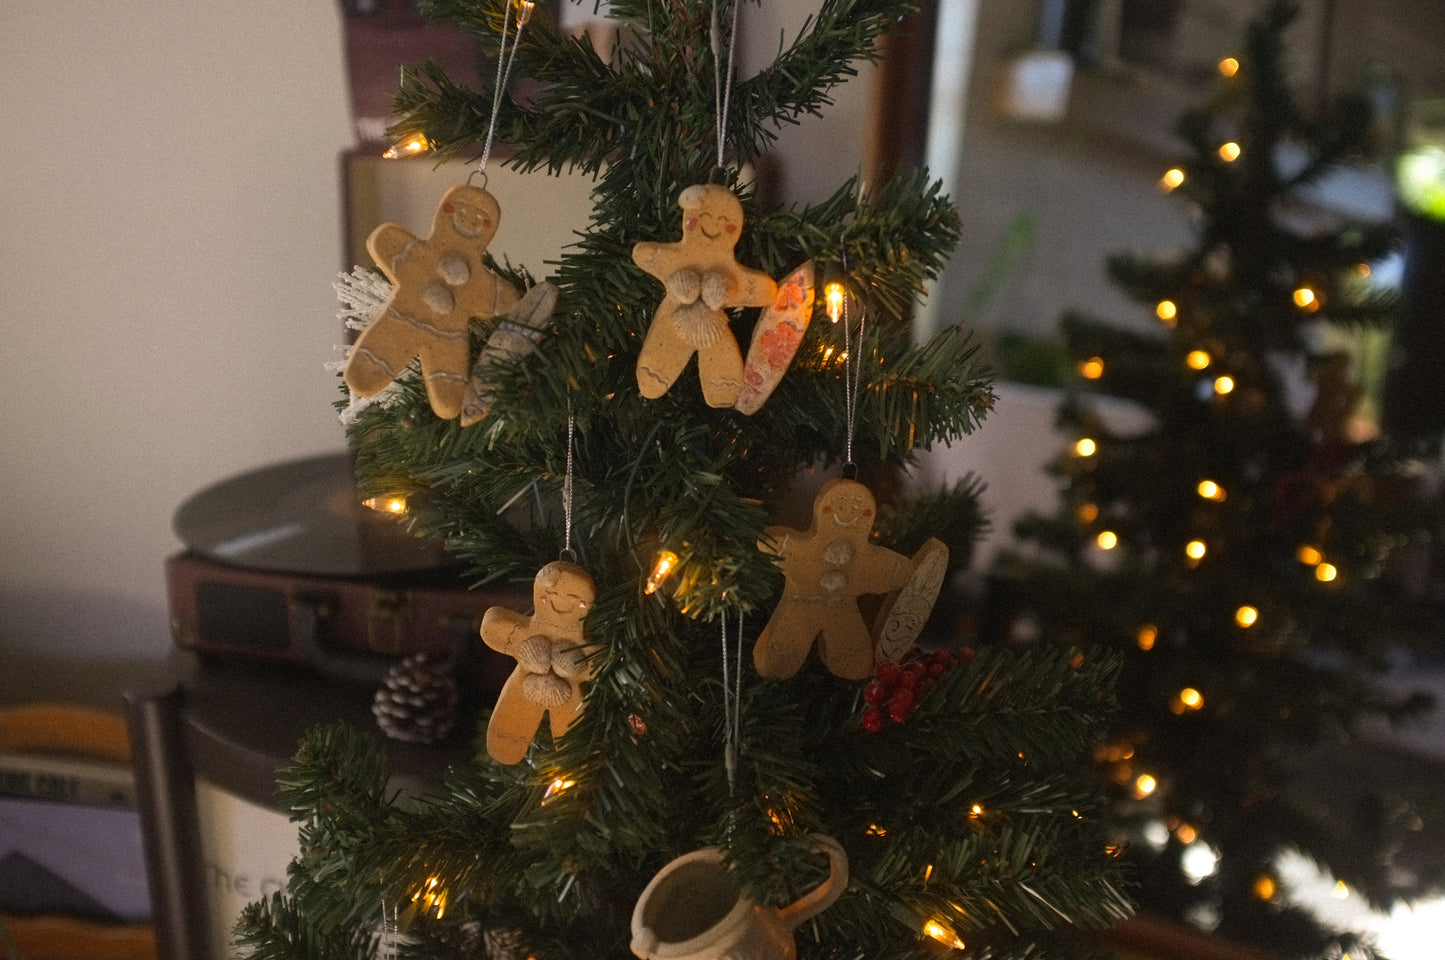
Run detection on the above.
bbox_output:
[172,452,451,577]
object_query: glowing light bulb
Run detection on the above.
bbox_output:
[1174,823,1198,844]
[1136,623,1158,651]
[969,803,985,818]
[645,550,679,595]
[1074,437,1097,457]
[1293,286,1319,311]
[1213,375,1235,395]
[1076,502,1099,523]
[824,281,846,323]
[1156,299,1179,324]
[1186,349,1212,370]
[1332,880,1350,900]
[1297,544,1323,566]
[364,495,407,515]
[1160,168,1186,192]
[1197,480,1225,501]
[1096,530,1119,550]
[1134,773,1158,798]
[1219,57,1240,77]
[923,920,966,950]
[413,877,448,918]
[383,132,430,159]
[1219,141,1241,162]
[1185,540,1207,561]
[1254,874,1277,900]
[1169,687,1207,715]
[1235,605,1259,627]
[1078,356,1105,379]
[514,0,535,25]
[1315,562,1338,583]
[543,777,576,802]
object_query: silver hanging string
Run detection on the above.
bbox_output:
[710,0,742,170]
[479,0,535,176]
[562,395,576,560]
[841,255,865,469]
[720,610,744,795]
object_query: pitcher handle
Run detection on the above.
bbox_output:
[777,834,849,929]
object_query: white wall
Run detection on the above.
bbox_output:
[0,3,354,698]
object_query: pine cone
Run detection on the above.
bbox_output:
[372,652,460,744]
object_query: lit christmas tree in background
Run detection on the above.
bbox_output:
[991,3,1444,958]
[234,1,1132,959]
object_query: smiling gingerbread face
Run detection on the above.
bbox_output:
[442,187,500,240]
[678,184,742,248]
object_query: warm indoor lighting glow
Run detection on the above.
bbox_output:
[1134,773,1158,798]
[364,495,407,515]
[969,803,985,818]
[1254,874,1278,900]
[1185,540,1207,561]
[383,132,431,159]
[1074,437,1097,457]
[1136,624,1158,651]
[543,777,576,802]
[824,281,846,323]
[1156,299,1179,323]
[1096,530,1119,550]
[1186,349,1212,370]
[1293,286,1320,311]
[413,877,448,918]
[1213,375,1236,395]
[1315,562,1338,583]
[1079,356,1105,379]
[1219,141,1242,162]
[645,550,679,595]
[1219,57,1240,76]
[1160,168,1186,191]
[923,920,966,950]
[1171,687,1204,715]
[1235,605,1259,627]
[1297,544,1324,566]
[1197,480,1225,501]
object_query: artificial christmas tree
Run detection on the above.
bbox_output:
[234,1,1133,958]
[992,3,1444,958]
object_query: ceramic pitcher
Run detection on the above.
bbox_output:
[629,834,848,960]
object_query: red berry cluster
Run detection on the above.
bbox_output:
[861,646,974,732]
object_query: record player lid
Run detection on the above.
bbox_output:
[172,452,452,577]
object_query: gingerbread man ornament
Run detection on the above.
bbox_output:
[632,184,777,407]
[754,478,915,681]
[480,560,598,765]
[345,184,521,420]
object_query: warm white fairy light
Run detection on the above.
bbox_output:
[923,919,966,950]
[1074,437,1097,457]
[1136,623,1158,651]
[1156,299,1179,324]
[1293,286,1319,311]
[1096,530,1119,550]
[1219,141,1241,162]
[1186,349,1212,370]
[1235,605,1259,627]
[1213,375,1236,395]
[1197,480,1225,501]
[1218,57,1240,76]
[645,550,679,595]
[383,132,430,159]
[1160,168,1186,192]
[824,281,846,323]
[1134,773,1158,798]
[364,495,407,515]
[1185,539,1207,561]
[1079,356,1105,379]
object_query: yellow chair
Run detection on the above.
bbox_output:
[0,704,157,960]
